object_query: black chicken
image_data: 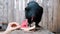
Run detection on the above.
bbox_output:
[25,1,43,28]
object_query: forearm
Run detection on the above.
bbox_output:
[3,30,12,34]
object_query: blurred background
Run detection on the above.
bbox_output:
[0,0,60,34]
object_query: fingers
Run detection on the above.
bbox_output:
[6,22,20,31]
[9,22,19,27]
[12,25,20,30]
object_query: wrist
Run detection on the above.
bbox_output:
[4,30,12,34]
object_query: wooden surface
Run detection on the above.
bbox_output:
[10,29,54,34]
[57,0,60,33]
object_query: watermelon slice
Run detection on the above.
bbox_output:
[21,19,28,28]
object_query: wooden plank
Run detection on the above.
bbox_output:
[41,0,48,29]
[57,0,60,33]
[52,0,58,32]
[47,0,54,32]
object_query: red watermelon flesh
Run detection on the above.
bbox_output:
[21,19,28,28]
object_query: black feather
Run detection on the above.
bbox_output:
[25,1,43,27]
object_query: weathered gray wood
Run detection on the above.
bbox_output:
[47,0,54,31]
[57,0,60,33]
[11,29,54,34]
